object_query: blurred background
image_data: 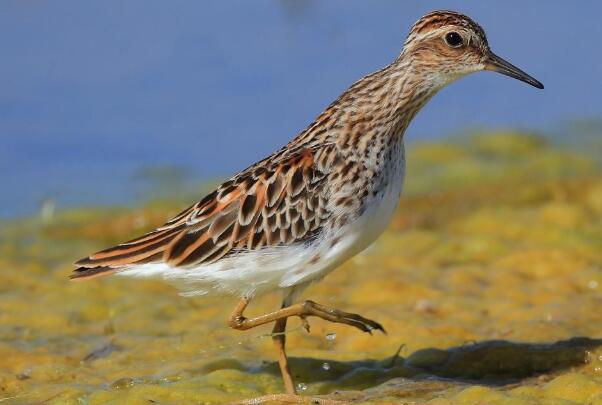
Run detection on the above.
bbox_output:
[2,0,601,218]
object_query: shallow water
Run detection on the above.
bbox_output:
[1,132,602,404]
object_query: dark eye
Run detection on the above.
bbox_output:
[444,32,463,48]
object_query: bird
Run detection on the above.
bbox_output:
[71,10,543,396]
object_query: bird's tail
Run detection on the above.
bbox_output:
[69,224,184,281]
[70,266,118,280]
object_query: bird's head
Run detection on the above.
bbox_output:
[400,10,543,89]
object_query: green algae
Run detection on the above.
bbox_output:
[1,131,602,404]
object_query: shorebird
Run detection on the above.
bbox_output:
[71,10,543,395]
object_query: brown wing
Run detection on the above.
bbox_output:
[71,149,330,279]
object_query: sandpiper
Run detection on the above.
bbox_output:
[71,10,543,395]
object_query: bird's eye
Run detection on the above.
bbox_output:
[444,32,463,48]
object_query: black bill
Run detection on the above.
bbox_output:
[485,52,544,89]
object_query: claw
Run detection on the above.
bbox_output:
[340,313,385,335]
[371,321,386,334]
[362,317,385,334]
[300,316,311,333]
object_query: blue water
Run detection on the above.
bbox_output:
[1,1,601,218]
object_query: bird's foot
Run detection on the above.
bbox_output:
[302,300,386,335]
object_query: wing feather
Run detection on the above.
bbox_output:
[71,148,330,280]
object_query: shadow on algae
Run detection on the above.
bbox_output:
[270,337,602,391]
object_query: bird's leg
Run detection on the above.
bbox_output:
[228,297,385,334]
[228,297,384,398]
[272,314,296,394]
[229,298,296,393]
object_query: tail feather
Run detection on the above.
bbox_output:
[70,226,184,281]
[70,266,118,281]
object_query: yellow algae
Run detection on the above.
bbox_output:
[470,130,546,156]
[538,201,588,228]
[544,373,602,403]
[492,249,589,280]
[453,386,508,404]
[1,132,602,404]
[585,179,602,214]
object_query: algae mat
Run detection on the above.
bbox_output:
[1,132,602,404]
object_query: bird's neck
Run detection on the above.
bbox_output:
[296,56,444,154]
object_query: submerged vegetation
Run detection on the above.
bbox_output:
[1,131,602,404]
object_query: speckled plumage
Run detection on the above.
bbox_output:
[71,10,543,396]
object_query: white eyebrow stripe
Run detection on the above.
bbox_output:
[404,29,442,45]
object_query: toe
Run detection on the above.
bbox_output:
[300,316,311,333]
[356,316,386,335]
[368,320,386,334]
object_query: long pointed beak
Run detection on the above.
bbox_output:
[485,52,544,89]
